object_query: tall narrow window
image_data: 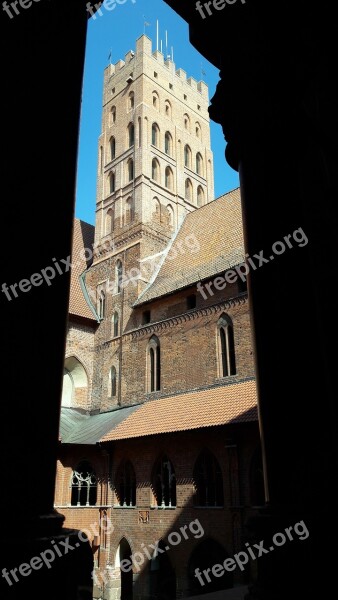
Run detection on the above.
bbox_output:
[165,167,173,190]
[127,158,134,182]
[128,91,134,110]
[128,122,134,147]
[165,131,172,155]
[152,158,160,182]
[116,260,123,294]
[197,186,204,207]
[185,178,193,202]
[196,153,203,176]
[193,450,224,507]
[125,196,134,224]
[110,366,117,397]
[195,122,201,139]
[111,106,116,125]
[184,113,190,131]
[153,92,159,109]
[147,335,160,392]
[217,314,236,377]
[109,172,115,194]
[105,207,114,235]
[113,312,119,337]
[99,146,103,174]
[184,145,192,168]
[152,123,159,147]
[71,461,97,506]
[99,291,106,319]
[138,117,142,147]
[110,136,116,160]
[116,461,136,507]
[153,456,176,507]
[165,100,171,118]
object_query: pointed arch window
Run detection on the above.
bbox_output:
[127,158,134,182]
[193,450,224,507]
[128,91,134,110]
[165,166,173,190]
[184,145,192,168]
[184,113,190,131]
[113,311,119,337]
[165,131,173,155]
[147,336,160,392]
[185,178,193,202]
[165,100,172,118]
[98,290,106,319]
[116,260,123,294]
[128,122,134,147]
[125,196,134,224]
[115,460,136,507]
[197,185,204,207]
[71,460,97,506]
[152,158,160,182]
[110,366,117,397]
[105,207,114,235]
[109,172,115,194]
[152,123,160,147]
[110,106,116,125]
[196,153,203,176]
[110,136,116,160]
[217,314,236,377]
[153,455,176,507]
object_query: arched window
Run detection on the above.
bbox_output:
[152,91,159,110]
[105,208,114,235]
[217,314,236,377]
[110,136,116,160]
[127,158,134,182]
[164,131,172,155]
[183,113,190,131]
[166,204,174,227]
[196,152,203,175]
[147,335,160,392]
[184,144,192,168]
[128,91,134,110]
[153,197,161,222]
[128,122,134,147]
[165,100,172,118]
[110,105,116,125]
[62,357,88,408]
[152,123,160,147]
[197,185,204,207]
[125,196,134,224]
[193,450,224,507]
[115,461,136,507]
[152,455,176,507]
[185,178,193,202]
[152,158,160,182]
[110,366,117,397]
[109,172,115,194]
[113,311,119,337]
[99,290,106,319]
[195,122,201,139]
[116,260,123,294]
[71,460,97,506]
[165,166,173,190]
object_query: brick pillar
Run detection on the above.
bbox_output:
[1,2,94,598]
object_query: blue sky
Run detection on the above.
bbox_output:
[75,0,239,225]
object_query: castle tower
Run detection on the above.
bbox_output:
[93,34,214,257]
[85,35,215,410]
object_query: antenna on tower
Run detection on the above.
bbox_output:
[165,30,168,58]
[156,20,159,51]
[171,46,174,63]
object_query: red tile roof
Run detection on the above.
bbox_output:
[68,219,97,321]
[101,379,257,442]
[135,189,244,305]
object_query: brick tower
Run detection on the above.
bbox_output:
[84,34,215,411]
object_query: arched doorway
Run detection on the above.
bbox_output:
[115,538,133,600]
[149,540,176,600]
[188,539,233,596]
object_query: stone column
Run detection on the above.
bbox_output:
[1,2,94,598]
[164,1,338,597]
